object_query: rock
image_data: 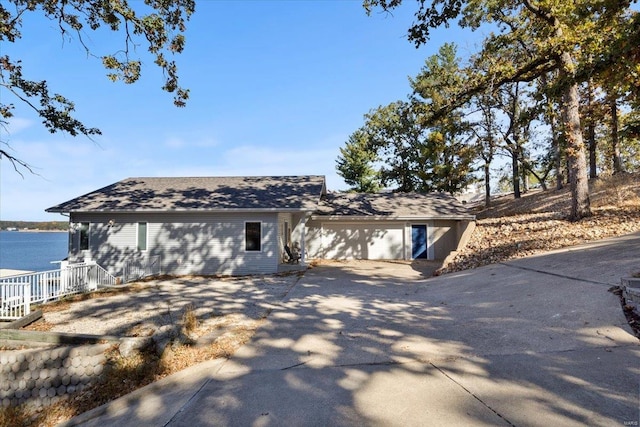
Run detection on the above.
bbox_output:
[152,325,178,356]
[119,337,152,357]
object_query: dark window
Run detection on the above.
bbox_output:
[245,222,261,252]
[79,222,90,250]
[138,222,147,251]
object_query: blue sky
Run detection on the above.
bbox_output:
[1,1,476,221]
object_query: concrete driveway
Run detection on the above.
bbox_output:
[66,234,640,427]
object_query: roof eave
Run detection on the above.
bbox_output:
[49,207,318,214]
[311,214,476,221]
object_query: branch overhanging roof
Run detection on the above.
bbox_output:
[46,175,327,213]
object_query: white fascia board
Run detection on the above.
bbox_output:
[311,215,476,221]
[65,208,315,214]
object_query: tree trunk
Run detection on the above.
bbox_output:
[588,124,597,179]
[484,161,491,208]
[560,63,591,220]
[587,81,597,179]
[551,110,563,190]
[527,5,591,219]
[520,148,529,193]
[512,151,521,199]
[610,96,623,174]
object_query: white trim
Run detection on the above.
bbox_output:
[410,223,429,260]
[79,222,90,251]
[244,221,263,253]
[51,207,317,214]
[137,222,148,252]
[312,215,475,221]
[300,215,308,266]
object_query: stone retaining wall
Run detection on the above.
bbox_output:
[0,343,110,409]
[621,277,640,312]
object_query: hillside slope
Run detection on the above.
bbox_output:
[439,173,640,274]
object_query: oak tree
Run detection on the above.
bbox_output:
[364,0,638,220]
[1,0,194,173]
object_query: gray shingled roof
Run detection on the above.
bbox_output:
[314,192,474,220]
[46,176,326,213]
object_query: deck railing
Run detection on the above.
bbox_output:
[0,282,31,319]
[123,256,161,283]
[0,262,117,320]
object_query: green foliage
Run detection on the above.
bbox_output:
[364,0,464,46]
[0,0,194,172]
[364,101,421,192]
[0,221,68,231]
[408,44,477,194]
[336,129,381,193]
[338,44,476,195]
[364,0,640,219]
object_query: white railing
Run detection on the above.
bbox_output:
[123,256,161,283]
[1,282,31,319]
[0,262,117,320]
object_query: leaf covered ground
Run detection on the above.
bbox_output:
[438,173,640,275]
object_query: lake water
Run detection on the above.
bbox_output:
[0,231,69,272]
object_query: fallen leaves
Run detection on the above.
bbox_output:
[439,173,640,275]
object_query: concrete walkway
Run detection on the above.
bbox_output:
[62,233,640,427]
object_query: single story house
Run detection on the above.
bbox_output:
[46,175,475,277]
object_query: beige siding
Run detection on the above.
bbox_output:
[431,220,458,260]
[311,222,405,260]
[67,212,471,272]
[306,219,470,261]
[305,219,324,259]
[70,212,279,277]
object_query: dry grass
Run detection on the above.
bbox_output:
[439,173,640,274]
[3,318,262,427]
[182,304,199,335]
[481,172,639,216]
[22,318,55,332]
[3,281,277,427]
[29,283,149,315]
[0,405,33,427]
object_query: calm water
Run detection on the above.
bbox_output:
[0,231,69,272]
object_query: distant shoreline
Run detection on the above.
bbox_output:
[2,229,68,233]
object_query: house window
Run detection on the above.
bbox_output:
[138,222,148,251]
[245,222,261,252]
[79,222,90,250]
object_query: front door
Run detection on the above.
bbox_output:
[411,225,428,259]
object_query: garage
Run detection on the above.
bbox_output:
[321,222,405,260]
[305,192,475,262]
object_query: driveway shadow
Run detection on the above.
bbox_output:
[70,236,640,427]
[165,258,639,426]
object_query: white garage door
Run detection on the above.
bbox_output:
[322,222,404,260]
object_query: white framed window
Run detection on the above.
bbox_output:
[79,222,90,251]
[137,222,148,251]
[245,221,262,252]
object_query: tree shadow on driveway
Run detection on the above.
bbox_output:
[155,258,640,427]
[65,239,640,427]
